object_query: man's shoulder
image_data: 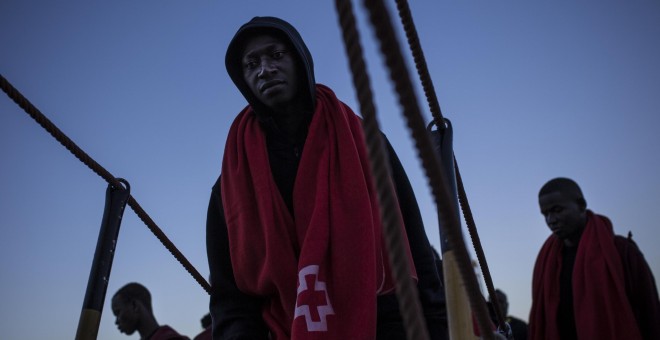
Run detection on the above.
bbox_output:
[508,315,528,326]
[192,327,212,340]
[613,233,641,252]
[612,233,650,265]
[212,174,222,191]
[151,325,191,340]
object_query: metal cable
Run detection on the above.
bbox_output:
[393,0,444,125]
[393,0,507,330]
[334,1,430,339]
[360,1,494,338]
[1,73,211,295]
[455,157,505,329]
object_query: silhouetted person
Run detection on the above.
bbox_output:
[206,16,447,340]
[192,314,211,340]
[111,282,190,340]
[528,177,660,339]
[488,289,527,340]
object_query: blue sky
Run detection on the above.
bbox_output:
[1,1,659,339]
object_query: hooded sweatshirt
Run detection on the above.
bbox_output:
[207,16,447,340]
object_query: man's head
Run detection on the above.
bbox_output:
[201,313,212,329]
[489,288,509,317]
[225,17,315,115]
[111,282,152,335]
[538,177,588,246]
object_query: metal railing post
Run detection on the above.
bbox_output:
[75,179,130,340]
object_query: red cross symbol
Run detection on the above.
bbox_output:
[294,265,335,332]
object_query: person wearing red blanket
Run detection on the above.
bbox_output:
[111,282,190,340]
[529,177,660,340]
[206,16,447,340]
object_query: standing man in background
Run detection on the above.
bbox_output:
[529,177,660,339]
[488,289,527,340]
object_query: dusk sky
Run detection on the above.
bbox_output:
[2,1,659,339]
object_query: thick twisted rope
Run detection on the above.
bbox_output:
[393,0,507,330]
[360,0,495,338]
[1,73,211,295]
[334,1,430,339]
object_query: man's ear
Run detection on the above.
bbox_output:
[577,197,587,210]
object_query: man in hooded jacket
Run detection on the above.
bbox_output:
[206,16,447,340]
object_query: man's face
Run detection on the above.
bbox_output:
[539,191,587,244]
[111,295,139,335]
[241,34,299,111]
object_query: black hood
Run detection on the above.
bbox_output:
[225,16,316,116]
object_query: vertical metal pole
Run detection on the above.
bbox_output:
[75,179,130,340]
[429,120,478,340]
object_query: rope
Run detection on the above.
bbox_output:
[360,0,495,338]
[334,1,430,339]
[1,73,211,295]
[392,0,507,331]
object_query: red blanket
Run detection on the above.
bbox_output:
[221,84,415,339]
[529,210,642,340]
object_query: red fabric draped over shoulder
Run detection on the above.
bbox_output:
[529,211,642,340]
[221,84,416,339]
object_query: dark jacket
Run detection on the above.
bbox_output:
[207,16,447,340]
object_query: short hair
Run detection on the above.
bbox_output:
[489,288,507,304]
[539,177,585,202]
[114,282,152,313]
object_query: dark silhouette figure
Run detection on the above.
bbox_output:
[488,288,528,340]
[111,282,190,340]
